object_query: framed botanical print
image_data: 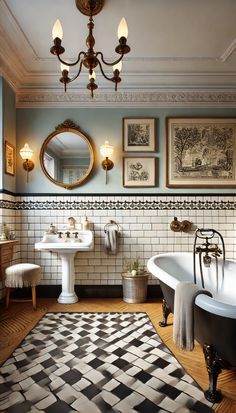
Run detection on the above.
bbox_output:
[166,117,236,187]
[123,157,156,187]
[5,141,15,176]
[123,118,156,152]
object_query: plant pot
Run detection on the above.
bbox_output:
[121,272,149,303]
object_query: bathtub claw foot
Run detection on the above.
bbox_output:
[204,388,221,404]
[203,343,222,403]
[159,298,171,327]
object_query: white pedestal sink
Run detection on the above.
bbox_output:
[35,230,94,304]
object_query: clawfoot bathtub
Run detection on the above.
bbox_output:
[147,252,236,403]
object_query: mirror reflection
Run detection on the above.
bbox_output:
[40,121,94,189]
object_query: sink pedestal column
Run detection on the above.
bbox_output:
[57,252,78,304]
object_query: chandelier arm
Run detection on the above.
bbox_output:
[56,51,86,67]
[97,60,116,82]
[68,60,84,83]
[96,51,124,67]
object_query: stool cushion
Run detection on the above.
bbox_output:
[5,263,42,288]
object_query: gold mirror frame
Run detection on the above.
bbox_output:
[40,120,94,189]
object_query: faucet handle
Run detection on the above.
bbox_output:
[73,232,79,238]
[57,231,63,238]
[65,231,71,238]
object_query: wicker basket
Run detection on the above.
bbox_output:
[122,272,149,303]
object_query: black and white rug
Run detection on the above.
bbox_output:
[0,312,213,413]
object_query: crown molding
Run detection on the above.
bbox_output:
[0,1,37,62]
[1,0,236,102]
[220,38,236,62]
[16,88,236,108]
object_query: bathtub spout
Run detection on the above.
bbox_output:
[203,254,211,267]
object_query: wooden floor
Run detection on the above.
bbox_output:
[0,298,236,413]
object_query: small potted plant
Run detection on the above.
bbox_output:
[125,258,144,276]
[122,258,149,303]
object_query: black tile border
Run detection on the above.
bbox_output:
[11,284,162,299]
[1,188,236,197]
[1,198,236,210]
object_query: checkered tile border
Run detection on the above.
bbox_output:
[1,199,236,210]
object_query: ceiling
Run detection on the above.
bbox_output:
[1,0,236,107]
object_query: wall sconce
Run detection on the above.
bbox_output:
[19,143,34,182]
[100,141,114,184]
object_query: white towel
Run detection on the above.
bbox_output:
[173,281,212,351]
[104,228,118,255]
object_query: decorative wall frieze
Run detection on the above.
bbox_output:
[0,200,15,210]
[16,89,236,108]
[1,198,236,211]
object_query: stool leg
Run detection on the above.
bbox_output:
[6,288,11,309]
[32,286,37,310]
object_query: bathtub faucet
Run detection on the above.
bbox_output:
[193,228,225,287]
[195,238,222,267]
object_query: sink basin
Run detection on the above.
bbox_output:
[35,230,94,304]
[35,230,93,253]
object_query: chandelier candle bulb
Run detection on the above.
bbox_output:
[117,17,128,40]
[60,64,70,92]
[60,63,69,72]
[113,61,122,73]
[52,19,63,40]
[89,70,96,80]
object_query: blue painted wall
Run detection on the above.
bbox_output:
[0,78,2,188]
[16,106,236,194]
[1,78,16,193]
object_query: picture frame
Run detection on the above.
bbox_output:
[166,117,236,188]
[123,157,156,187]
[123,117,156,152]
[5,141,15,176]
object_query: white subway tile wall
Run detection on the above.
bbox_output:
[1,194,236,299]
[0,194,20,299]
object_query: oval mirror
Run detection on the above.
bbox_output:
[40,120,94,189]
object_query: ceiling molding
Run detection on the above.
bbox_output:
[0,1,37,61]
[0,55,20,90]
[16,89,236,108]
[220,38,236,62]
[1,0,236,99]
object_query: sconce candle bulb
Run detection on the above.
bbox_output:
[100,140,114,184]
[19,143,34,183]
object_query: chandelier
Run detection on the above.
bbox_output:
[50,0,131,98]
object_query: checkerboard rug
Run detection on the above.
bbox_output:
[0,312,213,413]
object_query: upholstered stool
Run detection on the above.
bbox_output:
[5,263,42,310]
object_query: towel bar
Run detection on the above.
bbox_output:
[104,220,121,233]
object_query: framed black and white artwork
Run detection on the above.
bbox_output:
[166,117,236,187]
[123,157,156,187]
[123,118,156,152]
